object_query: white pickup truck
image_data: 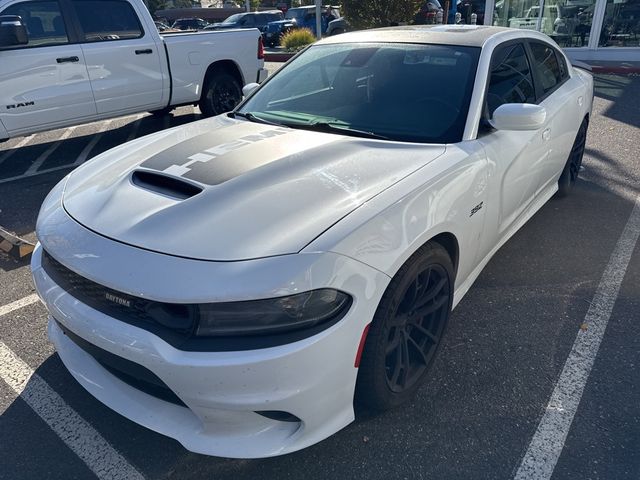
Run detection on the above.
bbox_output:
[0,0,267,141]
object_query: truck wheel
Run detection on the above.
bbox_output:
[199,71,243,117]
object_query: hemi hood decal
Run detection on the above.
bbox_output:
[63,115,446,261]
[140,127,291,186]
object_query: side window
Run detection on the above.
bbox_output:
[1,1,68,48]
[242,15,255,27]
[71,0,143,42]
[556,50,569,81]
[529,42,563,97]
[486,43,536,117]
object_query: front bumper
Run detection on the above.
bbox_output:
[32,193,389,457]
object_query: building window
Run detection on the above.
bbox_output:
[493,0,597,48]
[599,0,640,47]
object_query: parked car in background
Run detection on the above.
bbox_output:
[172,17,209,30]
[0,0,267,141]
[263,5,340,46]
[155,20,171,31]
[413,0,443,24]
[326,16,349,36]
[205,11,283,31]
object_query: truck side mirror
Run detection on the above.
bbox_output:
[0,15,28,48]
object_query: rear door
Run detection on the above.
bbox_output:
[69,0,165,115]
[0,0,95,135]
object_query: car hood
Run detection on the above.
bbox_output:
[63,116,445,261]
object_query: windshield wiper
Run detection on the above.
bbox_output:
[292,121,389,140]
[229,111,285,126]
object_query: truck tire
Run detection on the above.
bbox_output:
[199,71,243,117]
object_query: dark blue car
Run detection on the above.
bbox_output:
[263,5,340,47]
[205,10,283,32]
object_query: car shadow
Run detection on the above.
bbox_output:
[593,73,640,129]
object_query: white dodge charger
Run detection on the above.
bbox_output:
[32,25,593,458]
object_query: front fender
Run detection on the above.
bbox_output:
[303,142,489,294]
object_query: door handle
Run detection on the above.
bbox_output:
[56,56,79,63]
[542,128,551,141]
[135,49,153,55]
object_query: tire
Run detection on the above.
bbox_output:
[557,118,588,197]
[330,28,345,36]
[355,242,454,412]
[199,70,243,117]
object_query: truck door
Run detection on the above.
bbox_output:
[69,0,165,115]
[0,0,95,136]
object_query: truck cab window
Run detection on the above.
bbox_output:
[72,0,143,42]
[2,1,68,48]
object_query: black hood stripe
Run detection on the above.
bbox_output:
[140,127,290,186]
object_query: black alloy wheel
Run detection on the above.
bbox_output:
[558,118,588,197]
[356,242,454,411]
[199,71,243,117]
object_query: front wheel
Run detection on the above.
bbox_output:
[355,242,454,411]
[557,118,588,197]
[199,71,243,117]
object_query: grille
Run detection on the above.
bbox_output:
[57,320,186,407]
[41,250,195,335]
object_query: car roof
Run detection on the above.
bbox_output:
[318,25,526,48]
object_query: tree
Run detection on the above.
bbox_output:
[146,0,168,15]
[341,0,423,29]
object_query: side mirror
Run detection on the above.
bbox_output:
[490,103,546,131]
[242,82,259,97]
[0,15,28,48]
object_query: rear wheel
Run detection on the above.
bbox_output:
[199,70,243,117]
[557,118,588,197]
[355,242,454,411]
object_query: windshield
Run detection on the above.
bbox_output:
[285,8,308,20]
[238,43,480,144]
[222,13,243,23]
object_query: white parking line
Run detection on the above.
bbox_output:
[0,134,35,167]
[0,163,74,185]
[0,341,145,480]
[0,294,40,316]
[25,126,77,175]
[126,115,145,142]
[515,195,640,480]
[74,119,114,166]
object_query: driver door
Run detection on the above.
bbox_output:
[0,0,95,135]
[477,41,552,245]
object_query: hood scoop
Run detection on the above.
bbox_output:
[131,170,202,200]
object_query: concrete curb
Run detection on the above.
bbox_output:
[0,227,34,260]
[591,65,640,74]
[264,52,295,63]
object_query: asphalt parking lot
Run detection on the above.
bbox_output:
[1,67,639,480]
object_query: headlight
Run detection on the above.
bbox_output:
[196,289,352,337]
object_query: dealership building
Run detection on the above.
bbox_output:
[462,0,640,64]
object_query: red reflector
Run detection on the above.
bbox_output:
[354,323,371,368]
[258,36,265,60]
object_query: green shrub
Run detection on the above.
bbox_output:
[281,28,316,51]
